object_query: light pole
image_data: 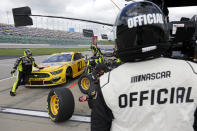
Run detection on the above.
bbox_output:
[6,11,9,24]
[110,0,121,10]
[47,18,48,29]
[35,16,37,28]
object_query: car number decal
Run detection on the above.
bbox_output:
[77,61,83,72]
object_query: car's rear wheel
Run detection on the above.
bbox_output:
[78,74,92,94]
[47,88,75,122]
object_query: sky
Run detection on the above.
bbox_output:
[0,0,197,39]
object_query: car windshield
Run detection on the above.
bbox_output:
[105,49,113,51]
[42,54,72,63]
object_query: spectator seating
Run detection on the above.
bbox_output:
[0,23,91,44]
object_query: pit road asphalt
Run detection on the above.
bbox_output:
[0,55,92,131]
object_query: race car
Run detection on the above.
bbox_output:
[101,48,114,57]
[25,52,85,87]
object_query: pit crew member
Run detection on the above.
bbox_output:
[10,49,42,96]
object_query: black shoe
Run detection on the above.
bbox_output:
[10,91,16,96]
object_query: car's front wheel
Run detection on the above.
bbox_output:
[47,88,75,122]
[66,67,73,79]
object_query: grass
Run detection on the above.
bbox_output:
[0,48,89,56]
[99,40,115,45]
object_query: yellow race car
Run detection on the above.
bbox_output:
[26,52,85,87]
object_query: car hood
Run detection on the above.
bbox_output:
[33,62,69,72]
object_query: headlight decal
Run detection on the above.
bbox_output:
[50,69,63,75]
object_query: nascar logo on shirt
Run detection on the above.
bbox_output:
[127,13,164,28]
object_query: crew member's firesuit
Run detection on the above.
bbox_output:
[91,45,105,64]
[91,1,197,131]
[10,49,41,96]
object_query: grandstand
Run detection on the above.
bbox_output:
[0,23,91,44]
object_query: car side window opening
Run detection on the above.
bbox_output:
[79,53,82,59]
[74,53,82,61]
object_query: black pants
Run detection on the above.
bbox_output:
[194,107,197,131]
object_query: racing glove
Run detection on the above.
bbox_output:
[11,69,16,74]
[79,96,89,102]
[38,66,44,69]
[79,91,97,102]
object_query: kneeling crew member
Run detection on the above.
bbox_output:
[91,1,197,131]
[10,49,41,96]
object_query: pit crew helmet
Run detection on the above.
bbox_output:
[24,49,32,58]
[115,1,169,62]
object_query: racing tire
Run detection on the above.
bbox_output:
[47,88,75,122]
[78,74,92,94]
[66,67,73,79]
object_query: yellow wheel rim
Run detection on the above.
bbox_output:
[81,77,90,90]
[50,94,59,116]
